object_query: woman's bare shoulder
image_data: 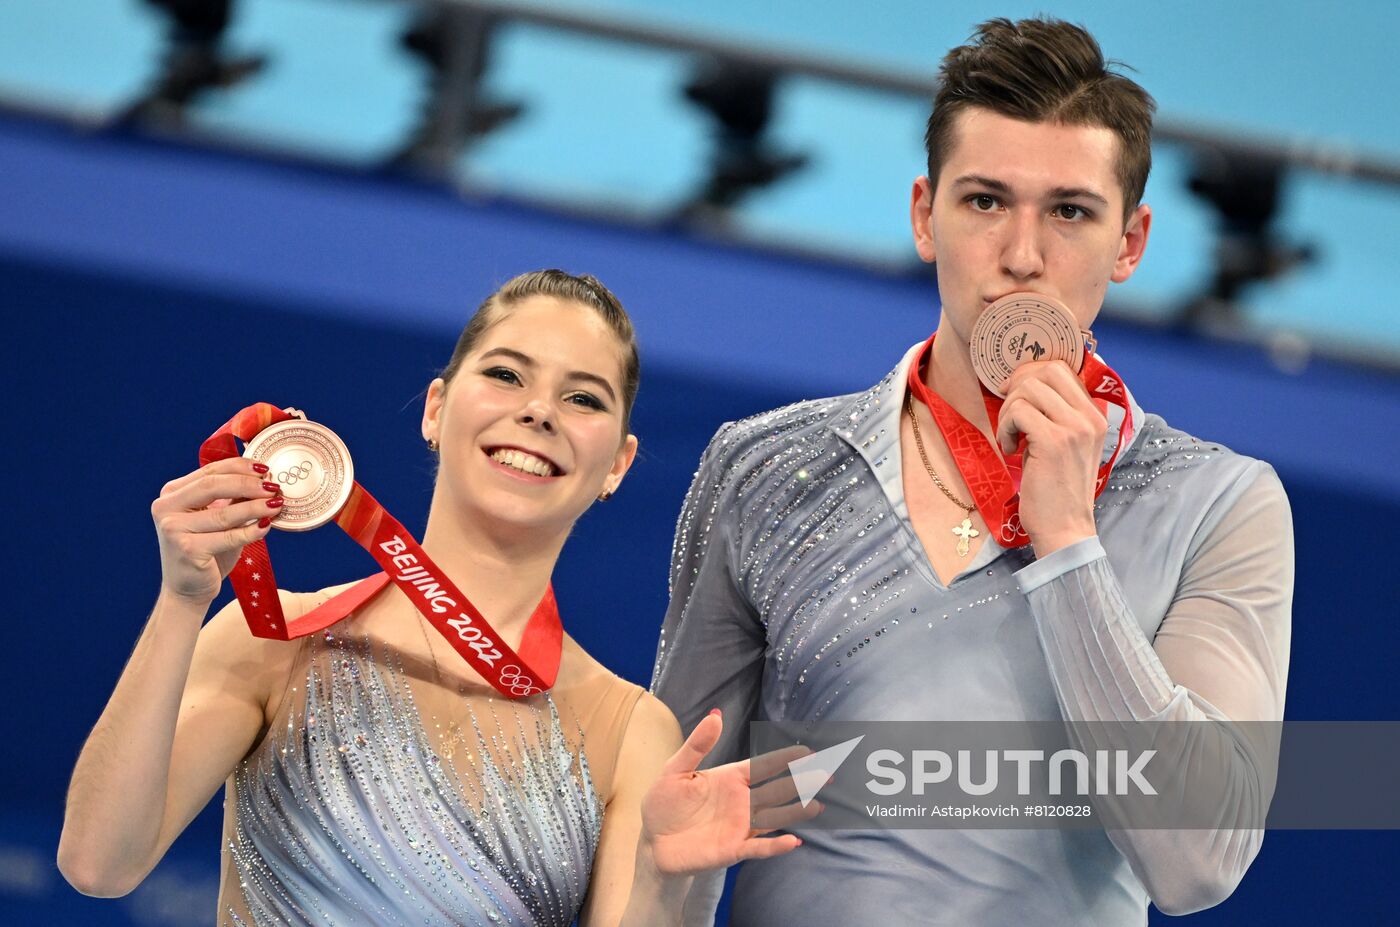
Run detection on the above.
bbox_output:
[558,633,641,691]
[194,583,357,703]
[556,635,655,730]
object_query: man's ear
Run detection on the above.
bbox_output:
[910,176,937,264]
[1111,203,1151,283]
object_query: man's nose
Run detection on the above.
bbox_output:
[1001,211,1046,280]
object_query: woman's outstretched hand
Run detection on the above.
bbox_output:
[640,710,819,875]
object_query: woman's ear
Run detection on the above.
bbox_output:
[603,433,639,496]
[422,377,446,445]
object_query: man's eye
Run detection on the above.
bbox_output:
[483,367,520,384]
[971,194,997,211]
[1055,204,1087,220]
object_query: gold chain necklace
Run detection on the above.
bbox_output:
[905,392,981,557]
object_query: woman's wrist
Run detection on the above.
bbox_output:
[154,586,216,623]
[622,838,694,925]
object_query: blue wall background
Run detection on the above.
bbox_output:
[2,18,1399,923]
[3,0,1400,355]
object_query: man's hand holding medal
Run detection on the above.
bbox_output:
[994,357,1109,557]
[969,292,1132,558]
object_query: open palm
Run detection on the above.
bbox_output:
[641,711,818,875]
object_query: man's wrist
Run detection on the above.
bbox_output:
[1015,535,1106,595]
[1030,528,1098,560]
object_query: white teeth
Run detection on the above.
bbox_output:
[490,448,556,477]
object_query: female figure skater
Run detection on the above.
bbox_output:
[58,270,809,925]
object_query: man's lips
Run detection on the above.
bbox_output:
[983,291,1038,304]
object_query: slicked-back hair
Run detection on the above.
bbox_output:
[925,17,1156,224]
[440,269,640,434]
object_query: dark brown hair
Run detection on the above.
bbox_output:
[440,269,640,433]
[924,17,1156,223]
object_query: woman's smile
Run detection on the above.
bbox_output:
[483,445,564,481]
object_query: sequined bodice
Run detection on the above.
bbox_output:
[220,628,641,926]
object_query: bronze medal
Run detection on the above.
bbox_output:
[241,411,353,532]
[970,293,1096,398]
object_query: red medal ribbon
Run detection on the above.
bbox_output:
[905,334,1135,547]
[199,403,562,698]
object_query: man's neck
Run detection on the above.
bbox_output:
[926,319,996,441]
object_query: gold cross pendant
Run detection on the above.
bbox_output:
[951,517,980,557]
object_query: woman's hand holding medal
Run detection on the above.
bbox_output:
[150,458,284,606]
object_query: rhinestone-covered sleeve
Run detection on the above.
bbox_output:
[1016,460,1293,914]
[649,423,770,927]
[651,424,766,747]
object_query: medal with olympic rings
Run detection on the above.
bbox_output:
[240,413,353,532]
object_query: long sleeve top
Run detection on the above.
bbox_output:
[651,341,1293,926]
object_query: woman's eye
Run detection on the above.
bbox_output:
[483,367,520,384]
[566,392,605,411]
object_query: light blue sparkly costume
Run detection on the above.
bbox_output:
[652,342,1292,925]
[220,627,642,926]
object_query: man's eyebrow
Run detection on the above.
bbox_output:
[950,175,1110,207]
[478,347,618,402]
[951,174,1011,193]
[1047,186,1110,207]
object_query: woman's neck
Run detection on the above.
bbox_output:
[414,499,566,641]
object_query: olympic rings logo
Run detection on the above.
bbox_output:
[497,664,539,697]
[278,460,315,485]
[1000,512,1028,543]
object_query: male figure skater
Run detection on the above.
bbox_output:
[652,17,1292,925]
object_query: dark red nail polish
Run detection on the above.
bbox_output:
[266,497,284,509]
[257,516,271,528]
[262,481,280,493]
[252,462,270,474]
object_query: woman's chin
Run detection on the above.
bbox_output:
[462,494,582,539]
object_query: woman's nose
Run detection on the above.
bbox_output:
[517,396,556,434]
